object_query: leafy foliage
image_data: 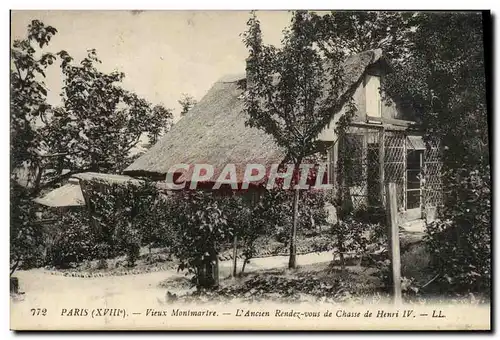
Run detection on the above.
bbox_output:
[46,211,97,268]
[253,189,327,245]
[384,13,488,168]
[11,20,173,191]
[310,11,413,60]
[167,191,230,289]
[10,21,173,273]
[10,180,45,273]
[305,11,490,293]
[242,11,355,268]
[330,205,387,270]
[243,11,354,160]
[425,168,491,292]
[11,20,58,187]
[148,105,173,144]
[41,49,173,173]
[178,93,197,117]
[84,180,170,265]
[382,12,490,293]
[10,20,60,275]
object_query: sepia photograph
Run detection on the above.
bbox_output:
[9,9,491,331]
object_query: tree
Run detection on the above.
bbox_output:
[10,20,175,273]
[242,11,355,269]
[41,49,173,175]
[11,20,174,196]
[10,20,58,275]
[382,12,490,292]
[148,104,173,144]
[11,20,58,188]
[178,93,197,116]
[310,11,413,61]
[384,12,488,169]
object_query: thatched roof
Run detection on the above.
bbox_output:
[124,49,384,183]
[33,178,85,207]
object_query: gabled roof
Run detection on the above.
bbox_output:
[124,49,384,182]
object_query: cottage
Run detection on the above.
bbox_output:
[124,49,442,223]
[315,50,442,222]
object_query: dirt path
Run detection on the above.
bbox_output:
[12,251,334,308]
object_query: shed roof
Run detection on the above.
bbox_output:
[33,178,85,207]
[72,172,143,185]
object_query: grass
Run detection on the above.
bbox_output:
[158,261,392,305]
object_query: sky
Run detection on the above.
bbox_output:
[11,10,293,121]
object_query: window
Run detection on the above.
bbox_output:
[365,74,381,118]
[341,134,364,186]
[367,143,381,206]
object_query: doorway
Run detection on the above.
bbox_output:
[406,149,423,220]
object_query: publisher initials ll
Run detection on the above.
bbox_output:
[432,310,445,318]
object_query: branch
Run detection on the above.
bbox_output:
[10,258,20,276]
[421,273,440,289]
[13,61,24,84]
[29,167,91,198]
[123,133,142,153]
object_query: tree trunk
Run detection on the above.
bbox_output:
[338,233,346,272]
[288,186,300,269]
[232,233,238,277]
[32,164,43,194]
[10,258,20,276]
[241,257,248,275]
[213,254,220,287]
[10,277,19,294]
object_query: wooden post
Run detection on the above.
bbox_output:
[232,233,238,277]
[288,187,300,269]
[379,128,385,205]
[385,182,402,304]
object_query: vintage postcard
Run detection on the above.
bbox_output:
[9,10,491,331]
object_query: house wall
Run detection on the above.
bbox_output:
[352,62,416,123]
[316,61,442,223]
[318,61,416,143]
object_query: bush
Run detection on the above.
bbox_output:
[330,215,385,269]
[10,180,45,273]
[84,179,170,260]
[424,167,491,293]
[96,258,108,270]
[46,180,171,268]
[125,242,141,267]
[46,211,97,268]
[254,189,328,246]
[168,191,231,289]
